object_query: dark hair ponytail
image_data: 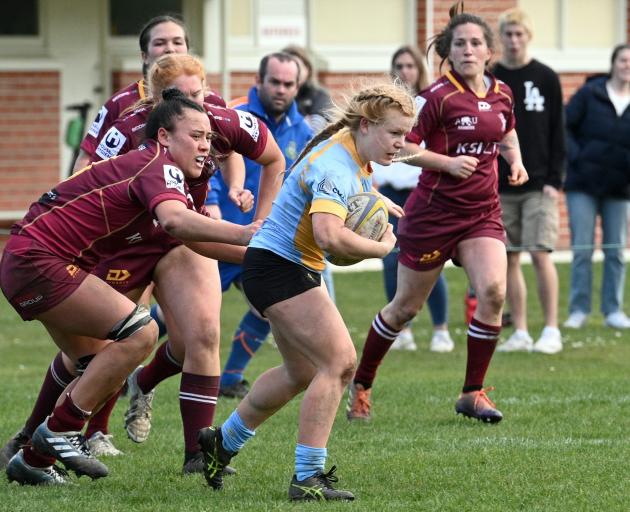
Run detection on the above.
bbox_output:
[145,88,205,140]
[427,1,494,72]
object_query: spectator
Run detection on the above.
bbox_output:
[563,44,630,329]
[493,8,565,354]
[373,45,454,353]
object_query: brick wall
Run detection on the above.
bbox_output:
[0,71,60,213]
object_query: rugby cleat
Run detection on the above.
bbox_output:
[219,379,250,399]
[288,466,355,501]
[32,419,108,479]
[346,383,372,421]
[182,451,236,476]
[198,426,236,490]
[6,449,70,486]
[124,366,155,443]
[0,428,30,469]
[455,387,503,423]
[87,431,123,457]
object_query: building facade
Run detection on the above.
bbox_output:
[1,0,628,247]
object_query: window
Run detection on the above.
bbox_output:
[519,0,625,71]
[110,0,183,36]
[0,0,39,36]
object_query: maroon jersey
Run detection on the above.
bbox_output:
[406,70,515,214]
[81,81,226,158]
[12,140,192,270]
[80,80,147,157]
[93,102,268,207]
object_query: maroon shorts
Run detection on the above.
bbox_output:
[0,236,89,320]
[397,202,506,271]
[92,234,181,292]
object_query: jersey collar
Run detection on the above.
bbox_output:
[334,129,372,178]
[446,70,499,98]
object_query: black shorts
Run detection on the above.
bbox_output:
[241,248,321,317]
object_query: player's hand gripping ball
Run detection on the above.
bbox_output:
[326,192,389,266]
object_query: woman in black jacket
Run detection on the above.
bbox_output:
[564,44,630,330]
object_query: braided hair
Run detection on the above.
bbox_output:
[291,80,416,169]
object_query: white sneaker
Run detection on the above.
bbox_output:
[429,330,454,353]
[563,311,588,329]
[496,330,533,352]
[532,326,562,354]
[390,327,417,351]
[605,311,630,329]
[87,431,123,457]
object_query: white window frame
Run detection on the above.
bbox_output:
[0,0,47,58]
[526,0,627,73]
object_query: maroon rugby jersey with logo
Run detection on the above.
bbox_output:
[406,70,515,214]
[92,103,269,206]
[80,79,226,158]
[12,140,191,269]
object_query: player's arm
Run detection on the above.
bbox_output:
[155,199,260,245]
[312,212,395,260]
[73,149,92,173]
[218,151,254,213]
[252,134,285,221]
[499,128,528,186]
[184,241,247,264]
[400,142,479,179]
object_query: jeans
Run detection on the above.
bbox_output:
[380,185,448,326]
[566,191,628,315]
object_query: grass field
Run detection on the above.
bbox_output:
[0,262,628,511]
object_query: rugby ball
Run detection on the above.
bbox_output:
[326,192,389,266]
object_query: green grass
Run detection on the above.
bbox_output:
[0,262,629,511]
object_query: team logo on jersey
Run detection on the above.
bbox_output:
[524,81,545,112]
[96,127,127,160]
[87,106,108,138]
[456,141,498,155]
[419,250,441,263]
[236,111,260,142]
[132,122,146,133]
[65,265,80,278]
[497,113,507,132]
[478,101,491,111]
[163,165,185,195]
[125,232,143,244]
[455,116,478,130]
[317,178,346,202]
[285,141,298,161]
[106,269,131,283]
[415,96,427,118]
[38,188,58,205]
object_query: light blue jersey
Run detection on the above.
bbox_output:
[250,129,373,272]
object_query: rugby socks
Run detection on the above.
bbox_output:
[220,311,270,388]
[23,351,74,436]
[353,312,400,389]
[47,393,91,433]
[295,444,327,481]
[149,304,167,338]
[221,410,255,453]
[85,390,121,438]
[137,340,182,394]
[179,373,219,453]
[463,318,500,392]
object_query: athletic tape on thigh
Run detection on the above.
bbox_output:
[107,304,152,342]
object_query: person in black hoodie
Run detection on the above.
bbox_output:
[493,8,565,355]
[564,44,630,330]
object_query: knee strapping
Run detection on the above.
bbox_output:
[75,354,95,375]
[107,304,152,342]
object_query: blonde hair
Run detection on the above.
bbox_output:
[291,80,416,169]
[390,45,429,95]
[498,8,533,37]
[148,53,205,99]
